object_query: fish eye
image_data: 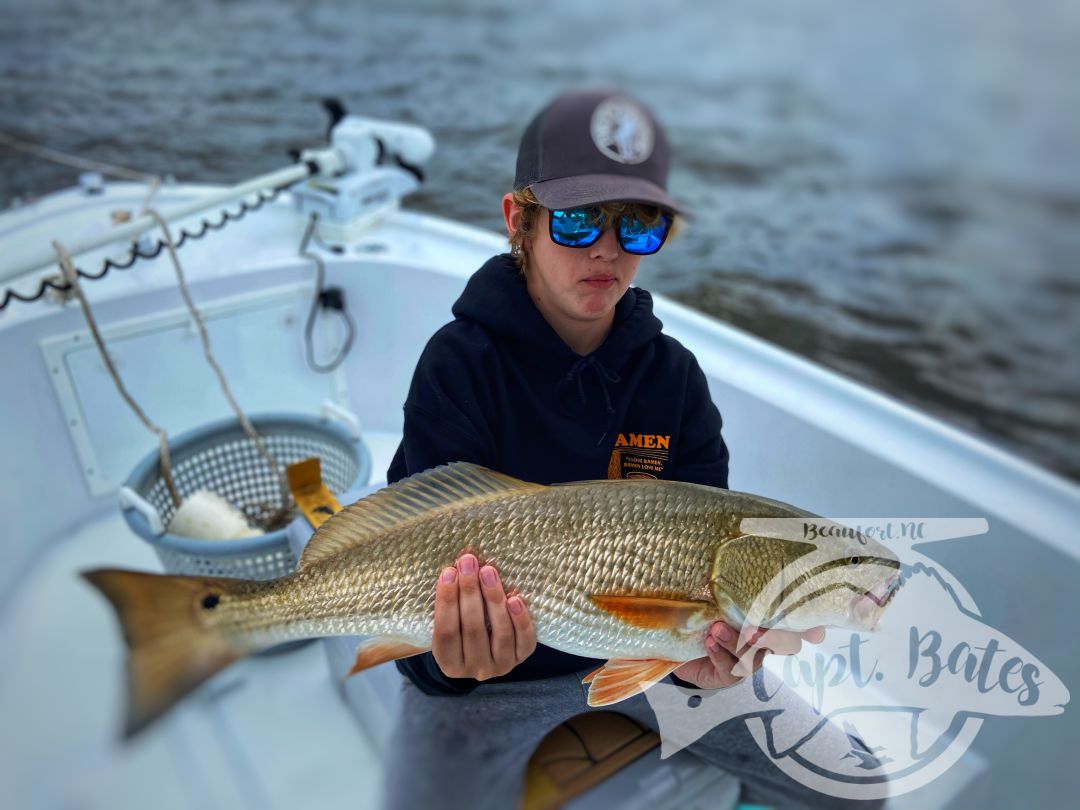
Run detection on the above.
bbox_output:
[848,556,861,567]
[202,594,220,609]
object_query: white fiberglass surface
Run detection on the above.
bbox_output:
[0,511,381,810]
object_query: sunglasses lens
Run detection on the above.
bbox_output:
[618,213,671,255]
[550,208,603,247]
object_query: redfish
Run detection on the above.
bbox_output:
[85,462,900,736]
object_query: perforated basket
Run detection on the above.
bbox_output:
[121,413,370,580]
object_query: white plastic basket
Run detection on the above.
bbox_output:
[120,412,370,580]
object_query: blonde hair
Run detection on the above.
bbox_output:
[507,187,680,273]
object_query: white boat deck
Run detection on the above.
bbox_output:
[0,430,404,810]
[0,510,383,810]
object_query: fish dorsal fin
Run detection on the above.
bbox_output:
[298,462,543,568]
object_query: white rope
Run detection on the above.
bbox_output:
[139,176,163,220]
[32,139,292,523]
[0,131,164,232]
[1,132,159,184]
[52,240,182,508]
[143,207,291,515]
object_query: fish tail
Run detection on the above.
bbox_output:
[82,568,247,738]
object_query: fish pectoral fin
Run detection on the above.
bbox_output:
[347,638,429,677]
[587,659,683,707]
[589,595,713,630]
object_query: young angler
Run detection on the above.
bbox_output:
[381,89,871,810]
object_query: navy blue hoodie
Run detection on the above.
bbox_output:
[387,253,729,695]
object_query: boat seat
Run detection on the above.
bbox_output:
[520,711,659,810]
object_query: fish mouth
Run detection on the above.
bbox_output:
[851,573,901,630]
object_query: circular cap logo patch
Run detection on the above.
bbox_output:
[590,97,655,165]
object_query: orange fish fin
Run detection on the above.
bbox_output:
[347,638,428,677]
[581,664,604,684]
[81,569,245,738]
[590,595,712,630]
[586,659,683,707]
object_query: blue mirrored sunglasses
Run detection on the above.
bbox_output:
[548,206,672,255]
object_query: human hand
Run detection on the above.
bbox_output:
[672,622,826,689]
[431,552,537,681]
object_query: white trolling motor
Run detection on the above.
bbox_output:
[291,111,436,243]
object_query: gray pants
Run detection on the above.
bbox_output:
[379,668,885,810]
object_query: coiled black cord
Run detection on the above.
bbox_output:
[299,212,355,373]
[0,185,286,312]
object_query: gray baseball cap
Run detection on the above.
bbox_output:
[514,89,683,214]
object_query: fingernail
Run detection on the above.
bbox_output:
[508,597,524,615]
[440,567,456,585]
[480,566,497,587]
[717,624,734,643]
[705,637,718,652]
[459,554,477,576]
[808,627,826,643]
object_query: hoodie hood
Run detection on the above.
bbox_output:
[451,253,663,372]
[451,253,664,445]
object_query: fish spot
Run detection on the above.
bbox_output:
[687,695,703,708]
[202,594,220,609]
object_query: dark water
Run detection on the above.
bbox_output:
[2,0,1078,480]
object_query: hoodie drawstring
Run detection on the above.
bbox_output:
[556,355,622,445]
